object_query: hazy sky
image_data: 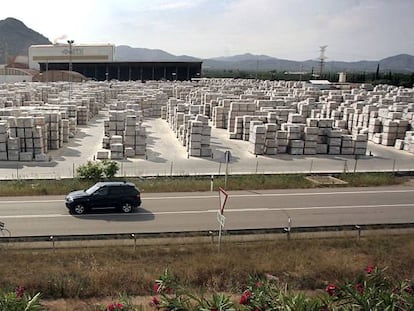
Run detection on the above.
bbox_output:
[2,0,413,61]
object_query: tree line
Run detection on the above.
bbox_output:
[202,68,414,87]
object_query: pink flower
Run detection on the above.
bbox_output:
[405,286,414,295]
[325,283,338,296]
[255,281,262,287]
[153,282,161,293]
[365,265,375,274]
[150,296,160,307]
[107,302,123,311]
[15,286,24,299]
[356,283,364,294]
[240,290,251,305]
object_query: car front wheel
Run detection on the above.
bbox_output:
[121,202,133,213]
[72,204,86,215]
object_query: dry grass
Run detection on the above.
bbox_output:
[0,173,406,196]
[1,234,414,307]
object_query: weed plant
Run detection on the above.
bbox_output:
[1,235,413,300]
[0,172,403,196]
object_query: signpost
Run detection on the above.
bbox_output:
[217,187,228,252]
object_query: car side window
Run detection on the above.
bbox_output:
[109,186,123,195]
[95,187,108,195]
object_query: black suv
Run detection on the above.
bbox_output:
[65,181,141,215]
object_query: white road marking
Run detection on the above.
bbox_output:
[0,189,413,204]
[0,203,413,219]
[143,189,414,200]
[0,200,64,204]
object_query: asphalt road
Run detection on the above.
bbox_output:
[0,186,413,237]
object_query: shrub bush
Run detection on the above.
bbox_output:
[76,160,119,180]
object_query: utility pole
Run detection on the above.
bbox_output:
[67,40,74,100]
[319,45,327,79]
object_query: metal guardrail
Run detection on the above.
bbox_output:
[1,223,414,246]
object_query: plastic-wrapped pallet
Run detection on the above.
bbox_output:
[229,116,243,140]
[188,120,203,157]
[76,106,89,125]
[264,123,278,155]
[403,131,414,153]
[96,150,110,160]
[288,139,304,155]
[248,121,265,155]
[381,120,398,146]
[110,141,124,160]
[47,112,61,150]
[195,115,212,157]
[276,130,288,154]
[0,121,8,160]
[341,135,354,155]
[7,137,19,161]
[327,129,342,155]
[135,126,146,156]
[353,133,368,155]
[33,126,44,156]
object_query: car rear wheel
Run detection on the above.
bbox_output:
[72,204,86,215]
[121,202,133,213]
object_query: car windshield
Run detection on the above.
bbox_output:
[85,184,101,195]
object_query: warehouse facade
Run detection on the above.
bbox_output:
[29,44,202,81]
[39,61,202,81]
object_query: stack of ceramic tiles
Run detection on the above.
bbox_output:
[0,121,8,160]
[248,121,266,155]
[186,115,211,157]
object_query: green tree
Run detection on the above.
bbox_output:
[76,160,119,180]
[375,63,380,80]
[76,161,103,180]
[102,160,119,179]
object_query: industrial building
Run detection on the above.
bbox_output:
[29,44,202,81]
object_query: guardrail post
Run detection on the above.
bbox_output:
[355,225,361,241]
[130,233,136,251]
[49,235,55,251]
[209,230,214,244]
[283,217,292,240]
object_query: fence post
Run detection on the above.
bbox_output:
[353,155,358,173]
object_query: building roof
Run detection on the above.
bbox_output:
[309,80,331,85]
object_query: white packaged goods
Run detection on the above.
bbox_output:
[0,79,413,162]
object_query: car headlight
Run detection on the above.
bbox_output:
[66,196,74,203]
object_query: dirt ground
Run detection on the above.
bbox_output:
[43,296,153,311]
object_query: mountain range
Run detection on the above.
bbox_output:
[1,17,413,73]
[0,17,50,63]
[115,46,414,73]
